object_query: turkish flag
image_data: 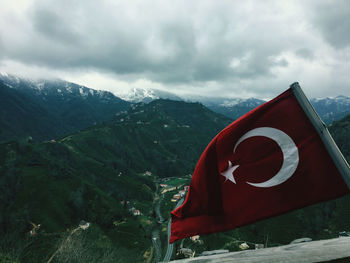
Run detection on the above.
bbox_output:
[170,83,350,243]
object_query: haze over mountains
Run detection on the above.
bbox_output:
[1,73,350,143]
[124,83,350,125]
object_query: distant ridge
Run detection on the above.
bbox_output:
[119,87,183,103]
[1,73,349,142]
[0,74,130,142]
[115,85,350,125]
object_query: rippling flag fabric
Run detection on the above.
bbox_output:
[170,83,350,243]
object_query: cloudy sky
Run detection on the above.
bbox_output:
[0,0,349,99]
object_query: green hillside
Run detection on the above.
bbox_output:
[0,99,232,262]
[0,139,155,262]
[0,79,130,142]
[326,115,350,234]
[1,98,350,262]
[329,114,350,161]
[61,99,232,178]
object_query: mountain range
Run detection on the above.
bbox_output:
[1,73,350,262]
[1,74,350,143]
[119,83,350,124]
[0,73,130,142]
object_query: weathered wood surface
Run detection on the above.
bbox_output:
[170,237,350,263]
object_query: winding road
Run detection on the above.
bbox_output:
[152,229,162,263]
[152,193,165,263]
[163,198,184,262]
[155,194,165,223]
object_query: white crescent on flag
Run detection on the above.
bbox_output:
[222,127,299,188]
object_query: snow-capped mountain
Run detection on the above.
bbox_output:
[201,95,350,124]
[1,72,349,142]
[117,87,267,120]
[117,85,350,124]
[119,87,182,103]
[0,73,130,141]
[193,96,266,121]
[0,73,120,101]
[310,96,350,125]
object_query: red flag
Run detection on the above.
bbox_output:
[170,83,350,243]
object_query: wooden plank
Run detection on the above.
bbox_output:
[170,237,350,263]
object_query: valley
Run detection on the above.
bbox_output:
[0,98,230,262]
[1,76,350,262]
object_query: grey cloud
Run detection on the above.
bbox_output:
[295,48,314,60]
[1,0,349,99]
[2,0,293,85]
[13,2,147,73]
[313,0,350,49]
[0,36,5,59]
[32,8,81,45]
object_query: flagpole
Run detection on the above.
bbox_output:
[291,82,350,189]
